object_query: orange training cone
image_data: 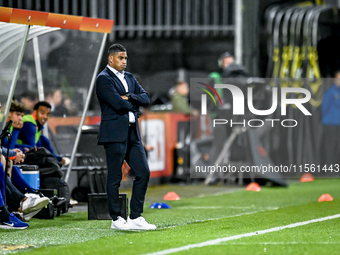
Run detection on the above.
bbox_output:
[163,192,180,200]
[246,182,261,192]
[300,173,315,182]
[318,194,333,202]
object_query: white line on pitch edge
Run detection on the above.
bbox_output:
[225,242,340,245]
[144,214,340,255]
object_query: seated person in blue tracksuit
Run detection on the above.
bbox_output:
[0,101,49,220]
[0,161,28,229]
[14,101,69,165]
[4,101,70,213]
[3,100,26,150]
[0,149,49,221]
[1,146,36,194]
[2,101,39,193]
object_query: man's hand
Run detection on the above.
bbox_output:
[144,144,154,151]
[121,95,129,100]
[13,148,25,164]
[12,121,23,129]
[62,157,71,166]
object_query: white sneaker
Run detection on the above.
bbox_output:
[111,216,131,230]
[21,196,49,215]
[24,209,43,221]
[70,199,78,206]
[127,216,157,230]
[25,193,41,198]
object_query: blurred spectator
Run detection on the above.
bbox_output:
[45,88,69,117]
[209,52,235,87]
[321,71,340,165]
[45,88,62,112]
[171,80,198,116]
[62,97,78,116]
[18,91,39,114]
[209,52,248,97]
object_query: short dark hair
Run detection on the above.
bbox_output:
[218,51,234,68]
[45,88,59,98]
[175,80,187,87]
[34,101,52,111]
[334,70,340,77]
[108,43,126,56]
[20,91,38,101]
[10,100,25,113]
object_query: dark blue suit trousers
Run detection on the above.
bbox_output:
[104,125,150,220]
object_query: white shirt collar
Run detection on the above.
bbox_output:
[105,66,135,122]
[107,65,125,76]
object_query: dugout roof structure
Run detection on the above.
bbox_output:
[0,6,114,182]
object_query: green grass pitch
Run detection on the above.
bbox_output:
[0,178,339,254]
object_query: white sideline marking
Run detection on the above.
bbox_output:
[162,208,280,230]
[197,189,242,198]
[177,206,278,210]
[177,206,224,209]
[145,214,340,255]
[226,242,340,245]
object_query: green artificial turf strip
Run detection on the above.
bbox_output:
[17,199,340,255]
[177,212,340,255]
[0,179,339,254]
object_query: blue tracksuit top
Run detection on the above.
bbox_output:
[321,84,340,126]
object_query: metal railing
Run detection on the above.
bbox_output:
[0,0,235,41]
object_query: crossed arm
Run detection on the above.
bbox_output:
[96,75,150,112]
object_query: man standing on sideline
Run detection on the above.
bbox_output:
[95,44,156,230]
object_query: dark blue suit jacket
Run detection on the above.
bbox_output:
[95,66,150,144]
